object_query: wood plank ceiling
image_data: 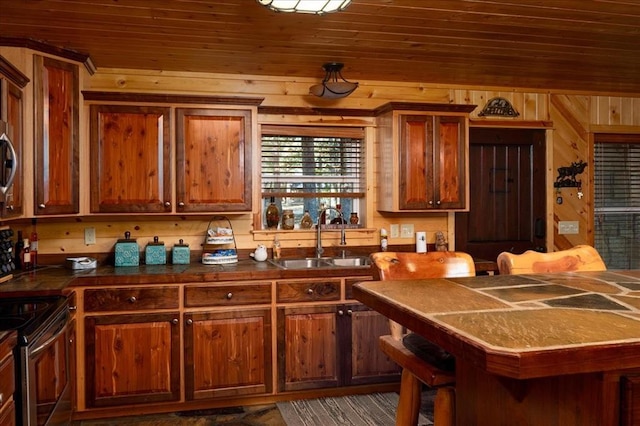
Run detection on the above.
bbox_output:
[1,0,639,94]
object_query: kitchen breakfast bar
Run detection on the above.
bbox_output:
[353,271,640,425]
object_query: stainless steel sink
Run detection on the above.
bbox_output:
[268,256,370,269]
[327,256,371,267]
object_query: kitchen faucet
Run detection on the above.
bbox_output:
[316,206,347,258]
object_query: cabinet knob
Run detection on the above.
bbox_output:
[337,310,344,316]
[226,292,233,299]
[171,318,179,325]
[186,318,193,325]
[306,288,314,295]
[128,296,137,303]
[38,203,46,209]
[428,201,433,206]
[178,202,185,207]
[436,200,441,205]
[164,201,171,207]
[5,205,13,211]
[347,309,353,316]
[68,305,77,311]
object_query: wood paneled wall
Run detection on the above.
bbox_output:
[3,46,640,260]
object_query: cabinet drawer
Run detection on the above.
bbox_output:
[277,279,340,303]
[84,287,179,312]
[185,282,271,307]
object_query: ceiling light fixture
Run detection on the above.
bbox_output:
[309,62,359,99]
[257,0,351,14]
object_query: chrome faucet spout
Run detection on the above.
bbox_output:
[316,206,347,258]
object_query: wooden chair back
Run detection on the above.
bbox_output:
[370,251,476,281]
[497,244,607,275]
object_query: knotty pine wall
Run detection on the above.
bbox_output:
[3,45,640,261]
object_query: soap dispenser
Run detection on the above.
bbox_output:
[114,231,140,266]
[145,236,166,265]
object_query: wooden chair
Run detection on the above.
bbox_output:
[497,244,607,275]
[370,251,476,426]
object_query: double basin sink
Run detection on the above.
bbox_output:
[268,256,371,269]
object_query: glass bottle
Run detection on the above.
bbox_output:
[14,230,23,269]
[30,218,38,267]
[266,197,280,229]
[281,209,295,230]
[300,210,313,229]
[350,212,359,225]
[22,239,31,270]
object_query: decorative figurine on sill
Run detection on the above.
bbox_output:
[435,231,448,252]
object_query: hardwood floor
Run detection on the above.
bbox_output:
[73,404,286,425]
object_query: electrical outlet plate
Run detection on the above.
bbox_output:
[390,224,400,238]
[400,224,414,238]
[84,227,96,245]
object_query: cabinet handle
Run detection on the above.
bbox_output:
[178,202,185,207]
[128,296,137,303]
[226,292,233,299]
[306,288,314,295]
[68,305,77,311]
[337,310,344,316]
[171,318,179,325]
[164,201,171,207]
[186,319,193,325]
[347,309,353,316]
[5,205,13,211]
[38,203,46,209]
[0,392,4,406]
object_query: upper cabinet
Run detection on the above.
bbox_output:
[90,105,172,213]
[0,56,29,219]
[86,93,261,215]
[376,102,476,212]
[176,108,252,212]
[33,55,79,215]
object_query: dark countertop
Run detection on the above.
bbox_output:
[0,260,376,298]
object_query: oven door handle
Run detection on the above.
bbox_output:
[30,319,69,357]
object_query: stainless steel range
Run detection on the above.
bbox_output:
[0,295,72,426]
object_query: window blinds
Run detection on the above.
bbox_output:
[260,125,365,198]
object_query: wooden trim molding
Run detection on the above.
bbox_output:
[470,120,553,128]
[374,102,477,115]
[82,91,264,106]
[0,55,29,88]
[0,37,95,75]
[258,106,375,117]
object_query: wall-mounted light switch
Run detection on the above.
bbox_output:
[390,224,400,238]
[558,221,579,234]
[400,224,414,238]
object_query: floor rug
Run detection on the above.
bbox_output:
[277,391,434,426]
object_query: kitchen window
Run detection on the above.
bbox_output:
[261,125,365,228]
[594,133,640,268]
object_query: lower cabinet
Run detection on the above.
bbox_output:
[0,331,17,426]
[277,298,399,391]
[184,308,272,400]
[77,274,396,415]
[84,312,181,408]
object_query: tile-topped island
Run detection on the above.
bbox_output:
[353,271,640,425]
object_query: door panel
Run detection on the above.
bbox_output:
[456,128,546,262]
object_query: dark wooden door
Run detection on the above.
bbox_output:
[455,128,546,262]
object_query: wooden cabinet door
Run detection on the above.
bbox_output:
[277,305,340,391]
[176,108,252,212]
[434,116,466,209]
[33,55,79,215]
[399,114,466,210]
[347,303,400,385]
[0,78,24,219]
[84,313,180,408]
[90,105,171,213]
[184,308,271,400]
